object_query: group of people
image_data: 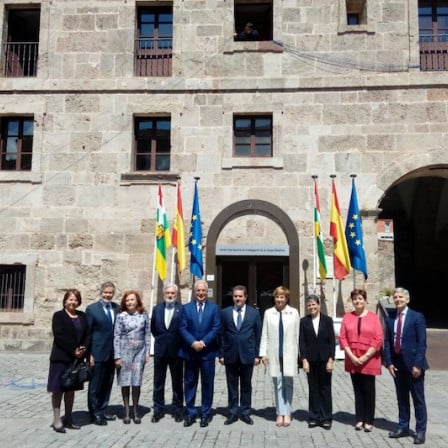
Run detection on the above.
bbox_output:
[47,281,429,445]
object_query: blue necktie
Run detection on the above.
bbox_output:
[198,302,203,325]
[236,307,242,331]
[105,303,113,325]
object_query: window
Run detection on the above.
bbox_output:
[134,117,171,171]
[419,1,448,70]
[346,0,367,25]
[0,117,34,171]
[135,6,173,76]
[0,265,26,312]
[233,115,272,157]
[2,7,40,77]
[234,1,273,41]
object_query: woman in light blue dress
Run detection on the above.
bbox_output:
[114,290,150,424]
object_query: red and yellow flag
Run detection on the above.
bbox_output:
[172,182,186,272]
[329,179,351,280]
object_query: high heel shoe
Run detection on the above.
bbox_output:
[123,416,131,424]
[62,417,80,429]
[50,424,66,433]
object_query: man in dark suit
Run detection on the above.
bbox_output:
[299,294,335,429]
[150,283,183,423]
[178,279,221,427]
[86,281,119,426]
[384,287,429,445]
[219,285,262,425]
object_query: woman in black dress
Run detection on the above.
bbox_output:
[47,289,90,432]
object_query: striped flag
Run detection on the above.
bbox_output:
[345,178,368,279]
[188,181,203,278]
[155,184,171,281]
[172,181,186,272]
[314,179,327,282]
[329,179,351,280]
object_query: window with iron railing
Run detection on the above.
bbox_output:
[2,8,40,77]
[0,265,26,312]
[419,0,448,70]
[134,117,171,171]
[135,6,172,77]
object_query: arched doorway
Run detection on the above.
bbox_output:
[378,165,448,328]
[205,200,300,312]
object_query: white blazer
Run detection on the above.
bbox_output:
[260,305,300,377]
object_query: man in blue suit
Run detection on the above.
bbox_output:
[219,285,262,425]
[150,283,183,423]
[178,280,221,427]
[384,287,429,445]
[86,281,119,425]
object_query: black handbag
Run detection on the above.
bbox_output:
[61,359,92,390]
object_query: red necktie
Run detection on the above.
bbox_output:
[394,312,402,354]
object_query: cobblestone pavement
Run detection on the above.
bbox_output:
[0,353,446,448]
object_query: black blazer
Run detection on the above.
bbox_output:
[299,313,335,363]
[150,302,183,358]
[219,305,262,365]
[49,309,90,363]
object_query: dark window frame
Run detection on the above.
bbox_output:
[233,114,273,158]
[418,0,448,42]
[133,116,171,172]
[234,1,273,42]
[0,116,34,171]
[0,264,26,312]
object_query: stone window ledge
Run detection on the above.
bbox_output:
[0,172,43,183]
[222,157,284,170]
[337,24,375,34]
[120,172,180,185]
[224,40,284,54]
[0,312,34,325]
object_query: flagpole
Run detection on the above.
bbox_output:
[312,175,318,292]
[330,174,337,318]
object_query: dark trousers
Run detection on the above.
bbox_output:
[225,361,254,417]
[184,358,215,418]
[394,355,427,433]
[152,355,183,416]
[306,361,333,423]
[350,373,376,425]
[88,357,115,418]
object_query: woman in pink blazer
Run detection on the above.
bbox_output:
[339,289,383,432]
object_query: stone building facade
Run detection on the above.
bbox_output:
[0,0,447,350]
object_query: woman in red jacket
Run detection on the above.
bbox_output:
[339,289,383,432]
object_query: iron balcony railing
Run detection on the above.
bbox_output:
[2,42,39,77]
[419,34,448,71]
[135,37,172,77]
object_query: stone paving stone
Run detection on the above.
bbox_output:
[0,353,447,447]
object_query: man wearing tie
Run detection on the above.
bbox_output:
[150,284,183,423]
[178,280,221,427]
[384,287,429,445]
[219,285,262,425]
[86,281,119,425]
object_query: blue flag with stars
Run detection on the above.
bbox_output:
[345,178,368,279]
[188,181,203,278]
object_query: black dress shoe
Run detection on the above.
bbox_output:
[50,424,66,433]
[174,414,183,422]
[308,421,318,428]
[183,416,196,427]
[62,417,80,429]
[322,421,332,430]
[200,418,209,428]
[239,415,254,425]
[133,415,142,424]
[389,429,410,438]
[104,414,116,421]
[224,415,238,425]
[414,432,426,445]
[93,415,107,426]
[151,413,163,423]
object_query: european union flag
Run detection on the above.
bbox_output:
[188,181,203,278]
[345,178,368,279]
